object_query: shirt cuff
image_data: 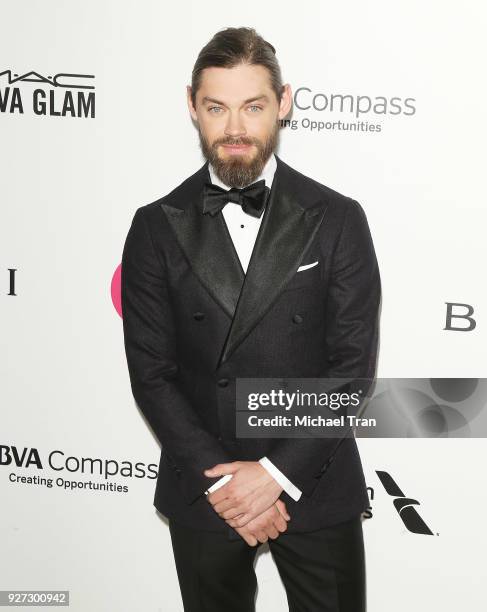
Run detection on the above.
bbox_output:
[259,456,302,501]
[204,474,233,496]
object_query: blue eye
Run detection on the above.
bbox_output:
[207,105,262,114]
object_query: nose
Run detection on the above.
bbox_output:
[224,111,246,138]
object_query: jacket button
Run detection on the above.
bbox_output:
[292,314,303,324]
[193,312,205,321]
[217,378,229,387]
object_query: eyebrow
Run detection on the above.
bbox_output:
[201,95,270,106]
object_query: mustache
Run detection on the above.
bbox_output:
[214,138,257,147]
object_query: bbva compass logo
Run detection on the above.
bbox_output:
[376,470,434,535]
[0,69,95,118]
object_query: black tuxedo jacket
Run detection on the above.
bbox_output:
[121,154,381,538]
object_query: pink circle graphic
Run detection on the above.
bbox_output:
[111,263,122,318]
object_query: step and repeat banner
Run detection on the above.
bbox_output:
[1,1,486,610]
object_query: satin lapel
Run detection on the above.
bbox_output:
[218,156,328,367]
[159,156,328,369]
[160,163,245,319]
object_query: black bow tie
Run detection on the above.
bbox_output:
[202,179,270,219]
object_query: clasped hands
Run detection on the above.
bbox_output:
[204,460,290,546]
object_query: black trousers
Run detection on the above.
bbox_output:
[168,514,366,612]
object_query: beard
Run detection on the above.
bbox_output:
[198,120,280,188]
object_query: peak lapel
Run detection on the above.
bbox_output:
[160,162,245,319]
[218,155,328,367]
[159,156,328,370]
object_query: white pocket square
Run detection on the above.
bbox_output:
[297,261,319,272]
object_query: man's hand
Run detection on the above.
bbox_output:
[235,499,290,547]
[205,461,283,527]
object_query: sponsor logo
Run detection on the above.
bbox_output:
[376,470,434,535]
[0,69,95,118]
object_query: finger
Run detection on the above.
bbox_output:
[236,527,258,546]
[212,494,252,516]
[275,499,291,521]
[225,513,246,527]
[204,462,240,477]
[237,529,257,547]
[256,530,268,544]
[220,506,248,520]
[274,515,288,533]
[267,526,280,540]
[206,486,231,506]
[242,532,258,547]
[261,515,280,536]
[213,500,241,515]
[210,497,231,512]
[236,503,267,527]
[233,513,252,528]
[281,500,290,520]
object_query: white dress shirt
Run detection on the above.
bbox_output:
[203,152,302,502]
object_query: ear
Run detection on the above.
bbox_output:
[278,83,293,120]
[187,85,198,122]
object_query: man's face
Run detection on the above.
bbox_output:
[187,63,292,188]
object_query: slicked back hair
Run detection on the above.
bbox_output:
[190,27,283,108]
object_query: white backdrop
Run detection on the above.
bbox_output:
[1,1,486,610]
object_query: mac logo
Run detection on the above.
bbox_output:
[0,70,95,89]
[0,70,95,117]
[376,470,434,535]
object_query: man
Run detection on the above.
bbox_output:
[122,26,381,612]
